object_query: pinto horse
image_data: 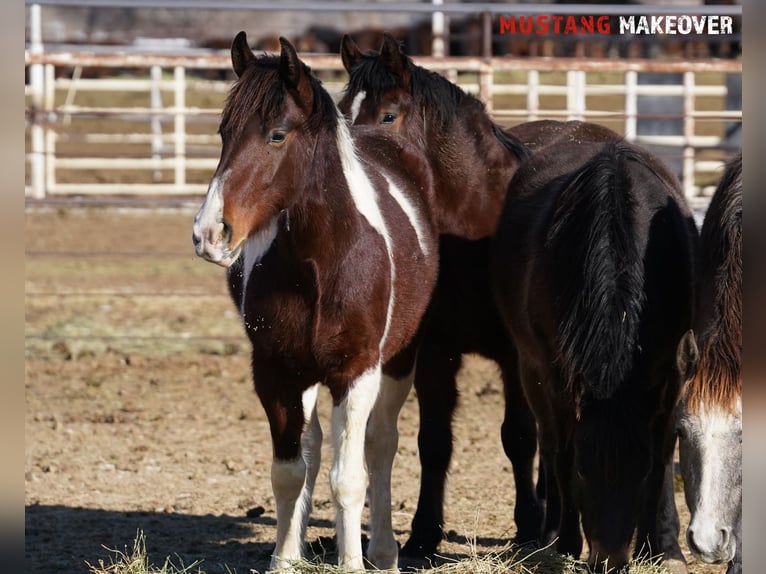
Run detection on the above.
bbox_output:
[491,139,699,572]
[677,152,742,574]
[192,33,440,571]
[338,32,620,557]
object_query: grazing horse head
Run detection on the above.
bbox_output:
[193,31,337,267]
[678,153,742,570]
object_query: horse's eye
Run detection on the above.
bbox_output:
[269,131,287,145]
[380,112,397,125]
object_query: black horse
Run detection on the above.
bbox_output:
[491,139,699,572]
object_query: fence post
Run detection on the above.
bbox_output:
[527,69,539,122]
[150,65,164,182]
[44,64,56,195]
[431,0,445,57]
[28,3,46,199]
[682,71,696,199]
[566,69,586,121]
[479,60,493,114]
[173,65,186,190]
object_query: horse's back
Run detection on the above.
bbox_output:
[494,140,697,378]
[507,119,621,153]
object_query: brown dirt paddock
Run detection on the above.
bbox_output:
[25,205,724,574]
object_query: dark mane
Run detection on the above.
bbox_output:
[685,152,742,413]
[547,142,648,400]
[345,50,529,160]
[220,54,338,140]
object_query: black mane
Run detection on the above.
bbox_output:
[220,54,338,140]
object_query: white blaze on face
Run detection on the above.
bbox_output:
[349,90,366,123]
[686,398,742,562]
[193,170,236,266]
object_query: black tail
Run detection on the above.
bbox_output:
[547,142,646,400]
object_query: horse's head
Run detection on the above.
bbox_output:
[573,331,699,571]
[677,331,741,566]
[573,397,653,570]
[677,396,741,566]
[338,33,415,133]
[193,32,335,267]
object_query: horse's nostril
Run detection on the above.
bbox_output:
[719,527,731,548]
[192,232,201,247]
[221,220,233,244]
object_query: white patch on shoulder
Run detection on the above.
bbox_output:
[335,113,395,350]
[240,217,279,318]
[383,174,430,257]
[349,90,366,124]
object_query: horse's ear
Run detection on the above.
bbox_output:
[341,35,362,72]
[279,37,313,108]
[380,33,410,86]
[676,329,699,381]
[231,31,255,78]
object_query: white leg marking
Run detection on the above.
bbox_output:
[240,217,279,318]
[349,90,366,124]
[271,457,307,571]
[330,364,382,570]
[383,174,430,257]
[269,384,323,572]
[365,372,413,571]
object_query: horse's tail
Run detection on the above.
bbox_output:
[548,142,646,400]
[687,152,742,413]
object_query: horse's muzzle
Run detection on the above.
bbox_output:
[687,525,736,564]
[192,218,240,268]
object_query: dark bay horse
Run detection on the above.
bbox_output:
[491,139,699,572]
[677,152,742,574]
[192,33,440,571]
[338,32,620,557]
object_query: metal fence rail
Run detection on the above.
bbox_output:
[25,49,741,199]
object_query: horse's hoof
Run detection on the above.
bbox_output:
[400,534,439,559]
[662,557,688,574]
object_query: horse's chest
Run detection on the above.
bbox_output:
[238,258,318,355]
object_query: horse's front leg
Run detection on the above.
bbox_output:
[365,372,413,571]
[259,382,323,572]
[634,424,687,573]
[330,363,383,570]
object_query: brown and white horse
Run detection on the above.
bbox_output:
[192,33,439,571]
[677,152,742,574]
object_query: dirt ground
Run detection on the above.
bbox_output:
[25,206,724,574]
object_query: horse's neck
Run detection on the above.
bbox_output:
[422,111,518,238]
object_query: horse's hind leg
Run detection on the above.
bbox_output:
[400,339,461,558]
[365,372,414,571]
[497,344,543,545]
[330,363,383,571]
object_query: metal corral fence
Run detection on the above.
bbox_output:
[25,2,742,201]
